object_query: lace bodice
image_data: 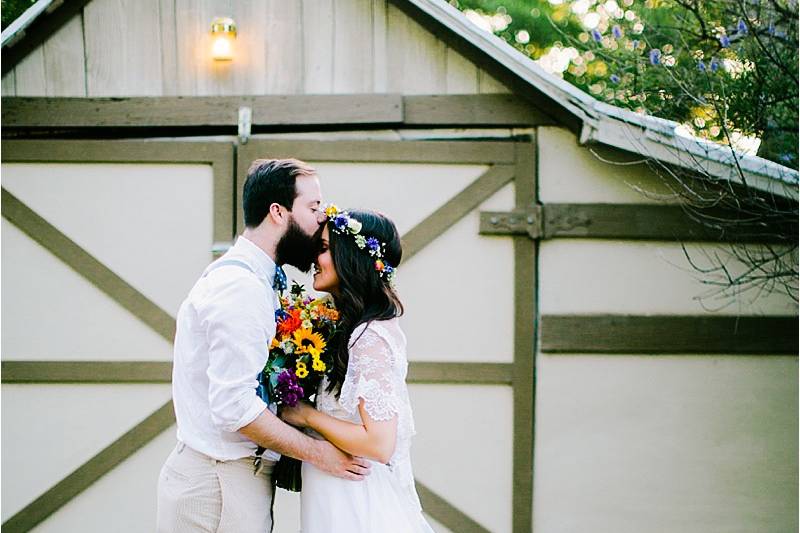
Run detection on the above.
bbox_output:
[315,318,416,474]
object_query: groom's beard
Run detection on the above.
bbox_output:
[275,217,323,272]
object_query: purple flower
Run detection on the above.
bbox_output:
[632,39,639,49]
[710,58,720,72]
[334,215,349,231]
[737,19,748,35]
[612,25,622,39]
[275,370,304,407]
[610,74,620,83]
[592,29,602,42]
[697,60,706,72]
[366,237,380,251]
[649,49,661,66]
[719,34,730,48]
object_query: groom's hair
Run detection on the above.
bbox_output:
[243,158,317,228]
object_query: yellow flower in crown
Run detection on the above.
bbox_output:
[324,203,340,218]
[270,338,280,350]
[292,328,327,354]
[295,361,309,379]
[312,358,326,372]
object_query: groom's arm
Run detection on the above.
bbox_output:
[239,410,372,480]
[199,272,370,481]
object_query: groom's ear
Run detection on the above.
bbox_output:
[267,202,288,225]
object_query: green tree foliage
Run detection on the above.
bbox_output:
[454,0,798,169]
[2,0,36,31]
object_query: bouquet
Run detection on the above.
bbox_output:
[256,282,339,491]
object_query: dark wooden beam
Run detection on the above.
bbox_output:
[408,362,513,384]
[1,189,177,342]
[403,164,515,260]
[1,95,554,131]
[416,482,492,533]
[238,139,515,164]
[1,95,403,128]
[0,361,174,383]
[479,204,795,243]
[404,94,552,126]
[236,139,516,232]
[1,361,513,385]
[540,315,799,354]
[2,139,235,244]
[511,140,537,533]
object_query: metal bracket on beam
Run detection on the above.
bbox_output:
[238,106,252,144]
[479,207,543,240]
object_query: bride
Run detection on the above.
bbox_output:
[280,206,434,533]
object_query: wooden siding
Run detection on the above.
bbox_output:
[2,0,511,97]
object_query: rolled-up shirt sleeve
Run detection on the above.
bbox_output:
[198,271,276,433]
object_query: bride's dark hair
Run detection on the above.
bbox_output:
[324,209,404,396]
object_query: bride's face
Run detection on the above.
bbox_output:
[313,225,339,294]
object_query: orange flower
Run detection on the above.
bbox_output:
[277,309,302,338]
[317,306,339,321]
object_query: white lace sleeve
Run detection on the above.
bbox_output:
[339,324,401,422]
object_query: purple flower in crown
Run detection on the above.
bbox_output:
[334,214,349,232]
[366,237,380,252]
[612,25,623,39]
[610,74,620,83]
[710,57,720,72]
[649,49,661,66]
[697,60,706,72]
[591,29,602,42]
[719,34,730,48]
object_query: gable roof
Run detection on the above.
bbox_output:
[2,0,797,198]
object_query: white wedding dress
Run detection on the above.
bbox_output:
[300,318,434,533]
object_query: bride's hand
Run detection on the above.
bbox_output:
[280,401,313,428]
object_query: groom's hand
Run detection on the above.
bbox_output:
[314,441,372,481]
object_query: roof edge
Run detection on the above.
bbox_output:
[1,0,55,48]
[408,0,798,198]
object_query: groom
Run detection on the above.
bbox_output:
[157,158,371,532]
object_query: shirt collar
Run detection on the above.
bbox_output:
[231,236,277,287]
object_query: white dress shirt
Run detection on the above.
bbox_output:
[172,236,280,461]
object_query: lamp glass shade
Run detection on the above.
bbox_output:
[211,17,236,61]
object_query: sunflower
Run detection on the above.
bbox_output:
[292,328,326,354]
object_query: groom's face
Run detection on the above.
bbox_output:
[275,175,324,272]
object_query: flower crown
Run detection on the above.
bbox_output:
[323,204,396,283]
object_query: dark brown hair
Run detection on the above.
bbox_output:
[242,158,317,228]
[325,209,404,396]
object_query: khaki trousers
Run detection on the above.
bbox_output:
[156,442,275,533]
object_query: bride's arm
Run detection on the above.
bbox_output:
[282,401,397,464]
